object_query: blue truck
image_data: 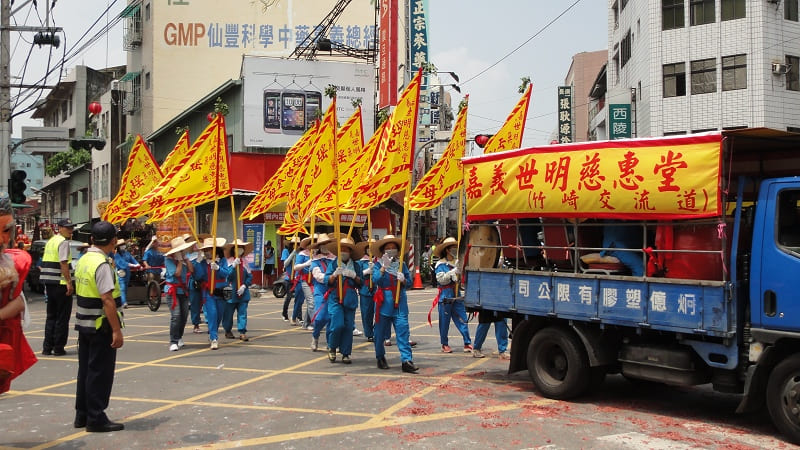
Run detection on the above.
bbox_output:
[460,129,800,443]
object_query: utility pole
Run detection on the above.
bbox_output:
[1,0,11,192]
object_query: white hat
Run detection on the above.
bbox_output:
[165,236,195,256]
[200,237,227,250]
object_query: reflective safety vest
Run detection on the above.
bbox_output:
[74,250,122,334]
[40,234,66,285]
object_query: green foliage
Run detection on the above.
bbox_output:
[377,108,390,126]
[421,62,437,74]
[351,98,362,109]
[519,76,531,94]
[175,125,189,136]
[213,97,229,116]
[458,98,468,113]
[45,148,91,177]
[324,84,338,99]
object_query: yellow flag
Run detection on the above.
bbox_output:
[160,130,190,175]
[347,70,422,210]
[315,107,364,215]
[240,123,318,219]
[102,136,162,224]
[409,96,469,211]
[292,98,337,221]
[483,84,532,154]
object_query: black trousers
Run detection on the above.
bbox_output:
[43,284,72,352]
[281,284,295,318]
[75,330,117,426]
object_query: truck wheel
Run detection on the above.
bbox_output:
[526,326,590,399]
[767,353,800,445]
[146,281,161,312]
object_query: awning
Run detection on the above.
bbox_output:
[119,71,140,82]
[120,3,141,18]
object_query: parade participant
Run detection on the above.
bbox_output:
[163,236,194,351]
[292,234,315,328]
[308,233,334,351]
[40,218,76,356]
[281,236,300,323]
[372,235,418,373]
[323,237,361,363]
[186,235,206,334]
[263,240,275,288]
[142,235,165,279]
[355,239,377,342]
[472,317,510,359]
[113,239,141,309]
[194,237,231,350]
[0,192,36,394]
[73,221,124,432]
[222,239,253,342]
[433,237,473,353]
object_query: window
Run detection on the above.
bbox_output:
[690,0,715,25]
[787,0,798,22]
[721,0,745,21]
[788,126,800,133]
[663,0,685,30]
[777,189,800,250]
[663,62,686,97]
[68,97,72,117]
[60,101,67,121]
[788,55,800,91]
[145,72,151,90]
[60,190,67,210]
[145,3,150,21]
[691,58,716,94]
[722,54,746,91]
[71,192,78,207]
[621,30,632,67]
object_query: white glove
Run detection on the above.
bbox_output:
[295,260,311,269]
[210,262,220,271]
[362,266,372,276]
[451,270,459,283]
[196,252,205,262]
[116,269,126,278]
[344,269,356,279]
[237,284,246,296]
[380,254,392,267]
[396,272,405,283]
[454,259,460,268]
[131,263,141,269]
[333,267,343,276]
[232,258,241,267]
[368,261,374,270]
[151,235,158,242]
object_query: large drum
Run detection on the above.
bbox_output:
[466,224,501,269]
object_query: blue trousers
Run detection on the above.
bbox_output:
[189,288,203,326]
[474,319,508,353]
[608,249,645,276]
[439,300,472,346]
[374,313,412,362]
[223,301,249,334]
[292,282,305,321]
[359,293,375,339]
[204,295,225,341]
[328,302,355,356]
[168,293,189,344]
[312,294,331,343]
[118,276,129,305]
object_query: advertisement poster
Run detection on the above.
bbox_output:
[243,223,264,272]
[242,57,375,148]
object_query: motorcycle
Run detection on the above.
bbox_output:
[272,273,291,298]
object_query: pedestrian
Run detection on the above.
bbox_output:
[0,192,37,394]
[292,234,315,328]
[372,235,418,373]
[324,237,361,363]
[263,240,275,288]
[472,315,510,359]
[223,239,253,342]
[280,236,300,323]
[163,236,194,351]
[40,218,76,356]
[113,239,141,309]
[195,237,231,350]
[354,239,377,342]
[142,235,165,280]
[308,233,334,351]
[73,220,124,432]
[433,237,473,353]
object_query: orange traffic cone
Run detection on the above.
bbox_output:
[412,268,424,289]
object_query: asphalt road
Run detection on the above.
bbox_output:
[0,286,795,449]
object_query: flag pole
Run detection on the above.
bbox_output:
[455,185,464,295]
[396,187,411,306]
[181,210,198,243]
[331,97,343,301]
[308,212,316,284]
[367,209,373,290]
[230,195,241,288]
[210,198,218,295]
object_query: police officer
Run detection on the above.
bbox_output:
[40,218,75,356]
[73,221,124,433]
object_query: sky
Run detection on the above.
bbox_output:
[8,0,609,148]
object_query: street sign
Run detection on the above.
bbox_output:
[609,104,632,140]
[20,127,69,153]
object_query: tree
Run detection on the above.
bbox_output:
[45,148,91,177]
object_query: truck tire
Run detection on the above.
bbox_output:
[526,326,591,399]
[767,353,800,445]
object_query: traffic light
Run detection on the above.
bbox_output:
[474,134,494,148]
[70,138,106,151]
[9,170,27,204]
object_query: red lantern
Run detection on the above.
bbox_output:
[88,101,102,115]
[207,112,216,122]
[474,134,493,148]
[550,140,559,145]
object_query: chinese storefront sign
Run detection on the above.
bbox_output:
[409,0,429,76]
[243,223,264,271]
[609,104,631,140]
[557,86,573,144]
[463,134,722,220]
[379,0,398,108]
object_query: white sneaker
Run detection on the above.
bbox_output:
[169,343,179,352]
[311,337,319,351]
[177,339,185,349]
[306,325,314,331]
[210,339,218,350]
[353,328,363,336]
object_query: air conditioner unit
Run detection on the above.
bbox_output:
[772,62,789,75]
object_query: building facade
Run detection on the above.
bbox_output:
[601,0,800,138]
